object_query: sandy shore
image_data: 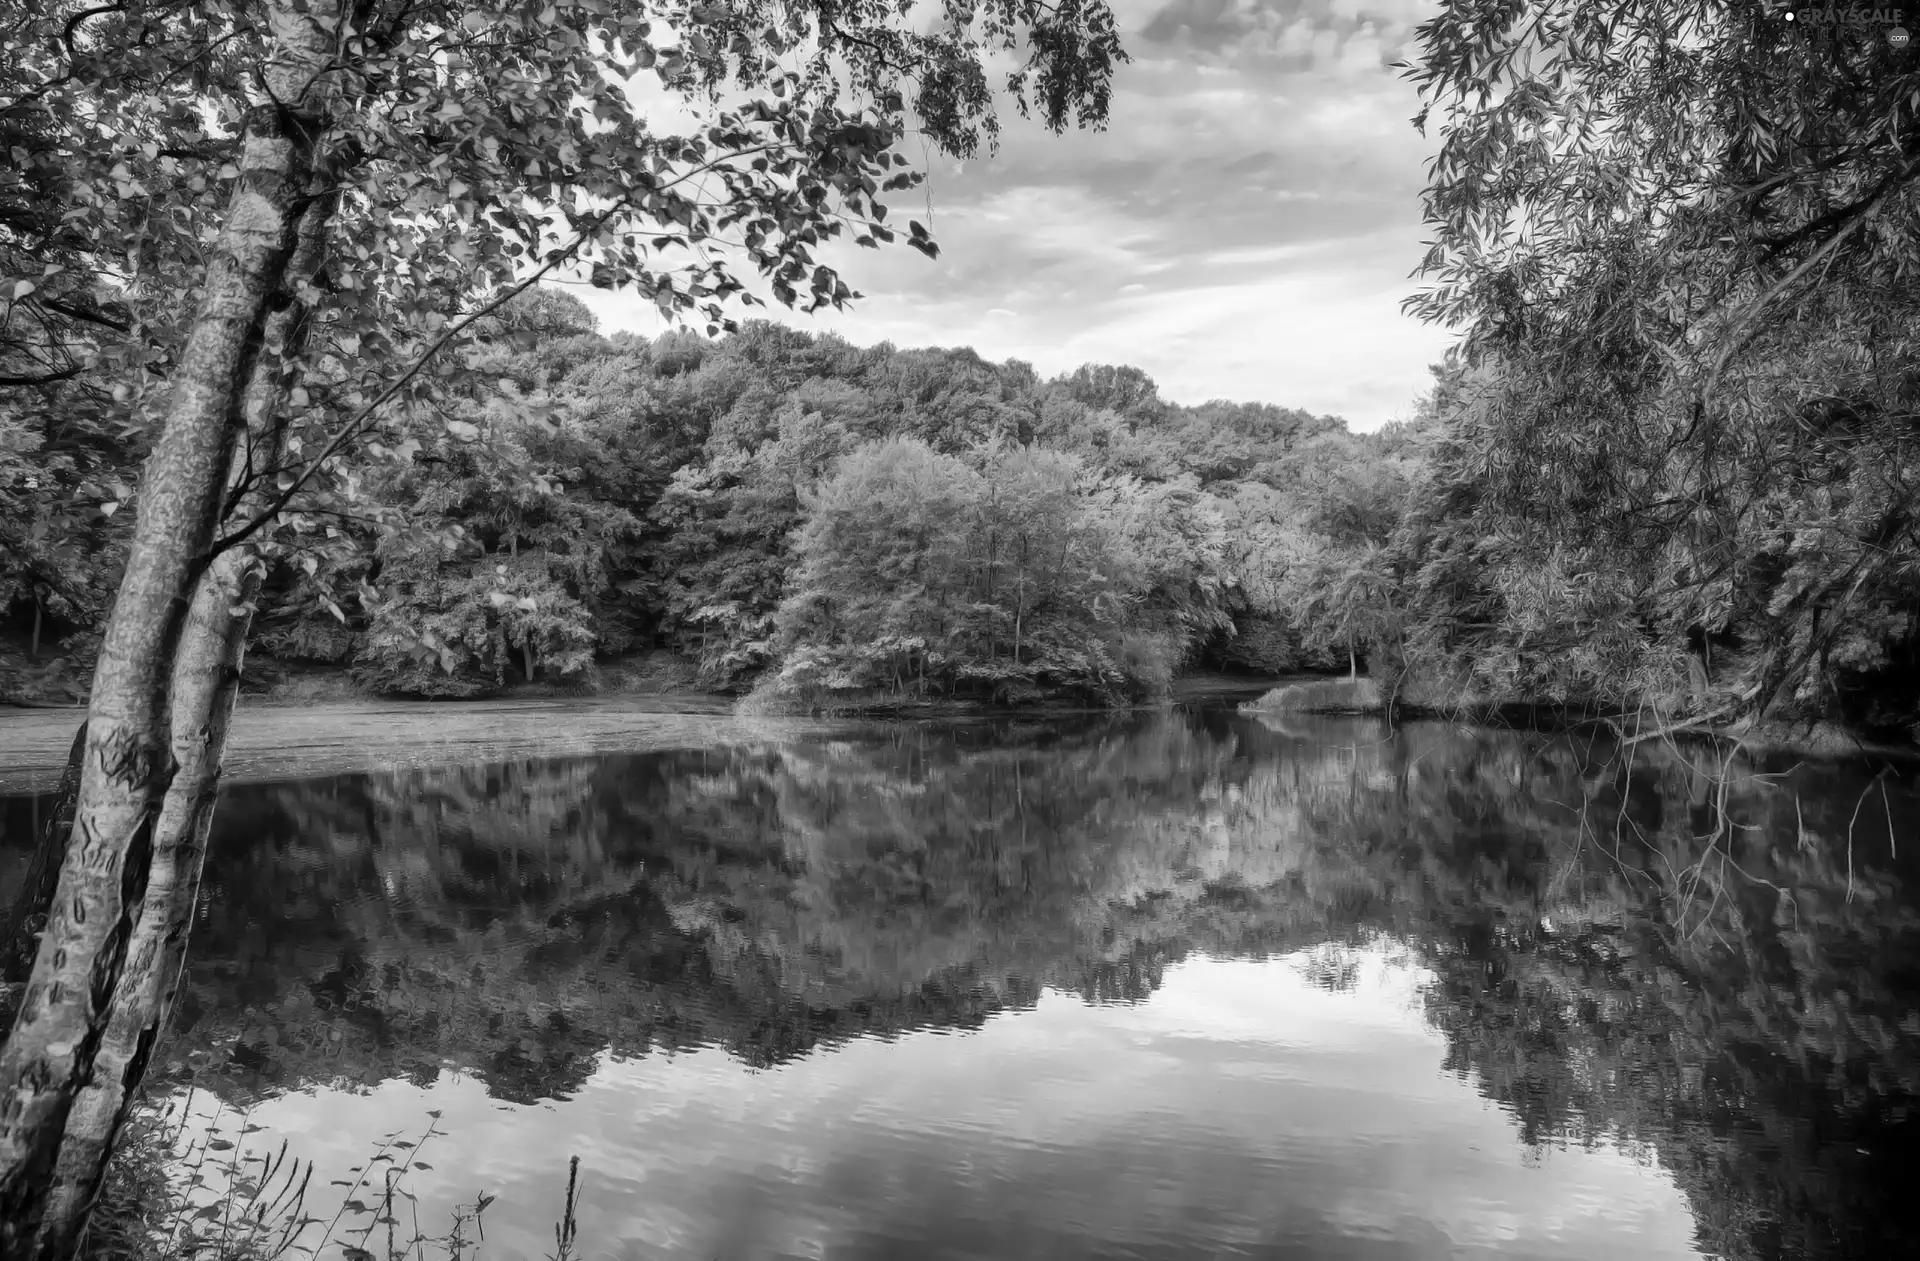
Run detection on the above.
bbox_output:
[0,697,841,795]
[0,674,1288,796]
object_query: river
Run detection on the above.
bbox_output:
[2,699,1917,1260]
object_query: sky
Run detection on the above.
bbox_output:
[567,0,1460,432]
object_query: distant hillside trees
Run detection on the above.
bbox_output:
[155,304,1394,706]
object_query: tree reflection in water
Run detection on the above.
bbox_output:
[2,710,1916,1259]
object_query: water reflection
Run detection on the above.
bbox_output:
[2,710,1918,1260]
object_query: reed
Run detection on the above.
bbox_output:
[82,1093,580,1261]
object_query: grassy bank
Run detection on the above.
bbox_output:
[0,648,722,710]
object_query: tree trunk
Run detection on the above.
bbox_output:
[28,182,336,1257]
[32,554,264,1255]
[523,639,536,683]
[0,5,340,1253]
[29,598,42,660]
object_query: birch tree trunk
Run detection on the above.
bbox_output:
[27,186,338,1258]
[0,4,342,1253]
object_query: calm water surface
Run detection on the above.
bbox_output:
[4,706,1919,1261]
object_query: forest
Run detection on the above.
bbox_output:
[7,5,1920,743]
[3,292,1431,711]
[10,279,1918,741]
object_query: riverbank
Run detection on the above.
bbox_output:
[0,673,1289,795]
[0,647,717,710]
[0,699,833,796]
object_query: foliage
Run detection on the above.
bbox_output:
[218,318,1399,706]
[0,0,1135,716]
[765,438,1148,705]
[353,552,599,698]
[1389,1,1920,736]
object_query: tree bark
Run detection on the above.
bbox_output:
[31,555,263,1256]
[0,5,341,1253]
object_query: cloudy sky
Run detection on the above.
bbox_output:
[572,0,1458,431]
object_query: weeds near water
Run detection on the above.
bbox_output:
[549,1156,581,1261]
[84,1092,583,1261]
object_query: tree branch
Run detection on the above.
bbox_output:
[204,198,634,563]
[0,365,84,387]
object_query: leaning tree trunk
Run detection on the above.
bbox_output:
[28,184,339,1257]
[0,4,341,1253]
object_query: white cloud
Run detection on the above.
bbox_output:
[569,0,1457,429]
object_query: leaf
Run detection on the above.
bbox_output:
[446,420,481,442]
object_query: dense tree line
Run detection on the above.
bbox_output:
[14,0,1917,744]
[14,257,1917,741]
[6,294,1421,709]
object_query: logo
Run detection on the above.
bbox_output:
[1776,5,1915,48]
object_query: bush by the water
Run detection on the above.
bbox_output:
[1241,677,1384,715]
